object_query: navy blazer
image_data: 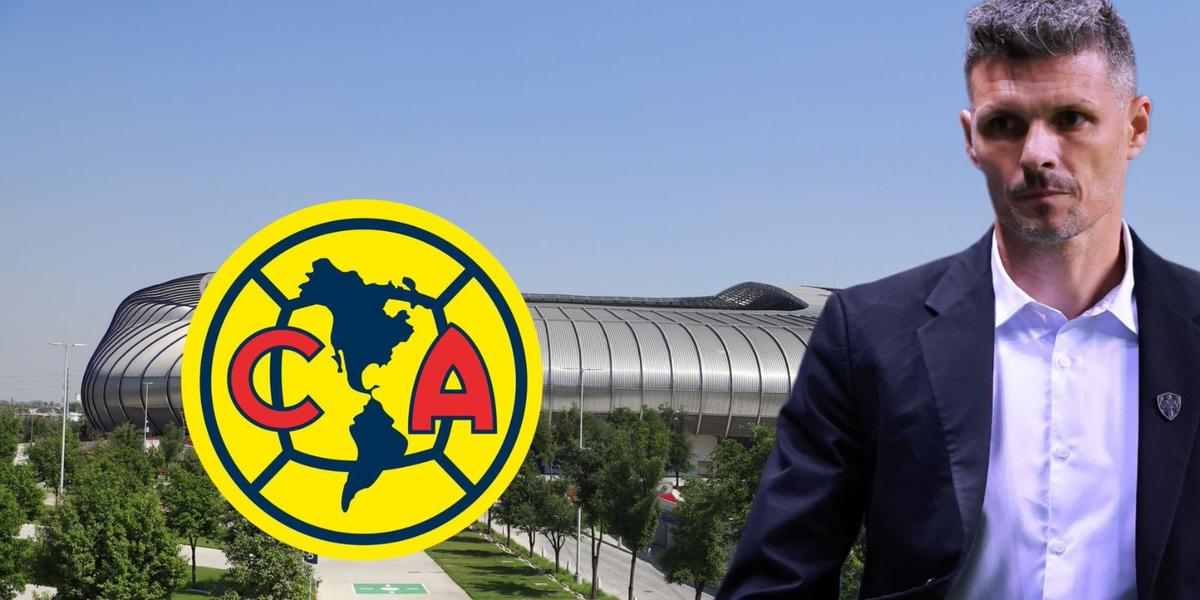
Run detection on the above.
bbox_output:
[718,228,1200,599]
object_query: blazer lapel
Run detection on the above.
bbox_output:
[1132,231,1200,600]
[917,230,996,565]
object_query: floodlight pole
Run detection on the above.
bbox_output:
[576,367,583,582]
[551,365,605,583]
[48,341,86,503]
[572,366,604,583]
[141,381,153,447]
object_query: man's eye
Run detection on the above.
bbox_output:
[987,116,1017,132]
[1057,111,1087,127]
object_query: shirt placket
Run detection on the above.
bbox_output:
[1044,317,1075,599]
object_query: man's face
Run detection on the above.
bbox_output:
[960,49,1150,245]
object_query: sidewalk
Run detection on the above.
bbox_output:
[313,553,470,600]
[15,585,53,600]
[489,523,714,600]
[185,543,472,599]
[181,544,230,569]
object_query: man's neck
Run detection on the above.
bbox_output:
[995,216,1126,320]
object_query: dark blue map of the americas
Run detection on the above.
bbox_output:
[296,258,417,511]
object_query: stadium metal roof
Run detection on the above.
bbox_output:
[82,275,826,438]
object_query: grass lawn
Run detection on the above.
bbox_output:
[481,526,621,600]
[178,535,226,550]
[29,563,229,599]
[171,565,225,599]
[428,527,578,599]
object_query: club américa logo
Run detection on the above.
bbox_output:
[182,200,542,559]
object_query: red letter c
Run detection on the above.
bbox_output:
[229,327,324,431]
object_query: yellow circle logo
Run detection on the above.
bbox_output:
[182,200,542,559]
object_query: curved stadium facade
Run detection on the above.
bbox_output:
[82,275,827,445]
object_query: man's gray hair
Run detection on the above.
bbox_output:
[964,0,1136,99]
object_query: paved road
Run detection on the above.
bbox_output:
[181,544,230,569]
[14,527,49,600]
[14,584,54,600]
[493,524,714,600]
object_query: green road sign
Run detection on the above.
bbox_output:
[353,583,428,595]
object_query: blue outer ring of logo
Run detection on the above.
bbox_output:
[199,217,528,545]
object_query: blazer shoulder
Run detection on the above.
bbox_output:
[1157,255,1200,313]
[1162,257,1200,292]
[1135,231,1200,312]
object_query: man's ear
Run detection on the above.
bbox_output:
[960,109,979,168]
[1126,94,1151,160]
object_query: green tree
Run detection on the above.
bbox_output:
[23,416,56,444]
[0,486,28,600]
[600,408,669,600]
[492,464,524,549]
[0,463,43,521]
[0,405,21,464]
[839,529,866,600]
[156,424,186,472]
[223,515,318,600]
[40,453,187,600]
[107,422,144,453]
[162,455,225,586]
[659,408,693,486]
[491,474,523,548]
[706,426,775,539]
[530,414,561,470]
[661,477,729,600]
[499,460,543,557]
[559,410,613,599]
[495,460,577,571]
[96,423,157,487]
[26,427,82,499]
[78,417,100,442]
[540,478,577,572]
[660,426,778,595]
[550,404,583,450]
[688,426,867,595]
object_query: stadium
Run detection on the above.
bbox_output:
[81,274,826,467]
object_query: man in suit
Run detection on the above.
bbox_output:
[716,1,1199,598]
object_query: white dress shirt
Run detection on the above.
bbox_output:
[948,222,1139,600]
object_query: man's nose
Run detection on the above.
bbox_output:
[1020,121,1059,172]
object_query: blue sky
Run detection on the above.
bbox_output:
[1,1,1197,402]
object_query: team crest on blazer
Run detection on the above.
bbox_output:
[182,200,542,560]
[1157,392,1183,422]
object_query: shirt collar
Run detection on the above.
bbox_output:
[991,220,1137,333]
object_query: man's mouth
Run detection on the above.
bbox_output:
[1013,189,1070,200]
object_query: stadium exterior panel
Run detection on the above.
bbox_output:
[82,275,825,439]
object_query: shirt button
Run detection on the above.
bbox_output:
[1056,356,1071,369]
[1054,445,1071,460]
[1051,540,1067,554]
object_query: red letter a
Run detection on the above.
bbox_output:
[409,324,496,434]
